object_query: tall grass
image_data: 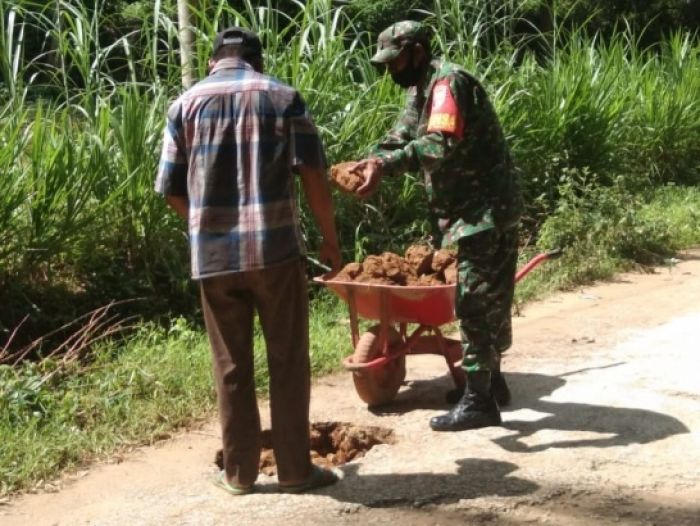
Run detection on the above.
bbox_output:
[504,28,700,210]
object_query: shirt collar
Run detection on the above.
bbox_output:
[421,59,441,98]
[210,57,254,74]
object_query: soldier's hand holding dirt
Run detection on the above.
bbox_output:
[353,158,384,198]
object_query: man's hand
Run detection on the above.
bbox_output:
[352,158,384,198]
[165,195,189,221]
[319,238,342,274]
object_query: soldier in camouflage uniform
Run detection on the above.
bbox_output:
[351,21,522,431]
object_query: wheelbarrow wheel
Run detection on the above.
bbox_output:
[351,325,406,407]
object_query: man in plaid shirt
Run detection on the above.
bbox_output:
[155,27,341,495]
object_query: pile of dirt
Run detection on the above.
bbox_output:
[333,245,458,286]
[329,162,363,193]
[214,422,396,476]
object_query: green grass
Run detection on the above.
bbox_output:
[0,318,212,495]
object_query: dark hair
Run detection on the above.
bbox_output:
[212,45,261,63]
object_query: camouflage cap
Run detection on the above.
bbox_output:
[370,20,431,65]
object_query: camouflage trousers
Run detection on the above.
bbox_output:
[455,227,519,374]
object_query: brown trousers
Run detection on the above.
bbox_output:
[199,258,312,487]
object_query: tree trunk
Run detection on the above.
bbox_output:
[177,0,194,88]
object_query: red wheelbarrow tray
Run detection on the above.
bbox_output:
[312,249,560,326]
[312,278,456,327]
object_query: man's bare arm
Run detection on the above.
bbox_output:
[298,165,342,272]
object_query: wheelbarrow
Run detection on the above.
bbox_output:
[313,249,562,406]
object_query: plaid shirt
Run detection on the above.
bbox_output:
[155,58,326,278]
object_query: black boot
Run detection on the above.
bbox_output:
[431,372,501,432]
[490,371,511,407]
[445,385,465,405]
[445,372,511,406]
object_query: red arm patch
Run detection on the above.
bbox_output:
[426,80,464,139]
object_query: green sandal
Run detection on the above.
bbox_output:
[212,470,255,496]
[279,466,339,494]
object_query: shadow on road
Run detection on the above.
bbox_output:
[369,365,689,452]
[494,369,690,452]
[327,458,538,507]
[368,375,454,414]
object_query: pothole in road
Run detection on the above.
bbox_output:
[215,421,396,476]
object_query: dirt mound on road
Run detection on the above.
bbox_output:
[214,422,395,476]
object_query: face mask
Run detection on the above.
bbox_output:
[391,63,422,88]
[389,48,424,88]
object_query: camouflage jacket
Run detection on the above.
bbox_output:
[370,59,522,246]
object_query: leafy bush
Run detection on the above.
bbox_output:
[551,0,700,44]
[537,173,684,266]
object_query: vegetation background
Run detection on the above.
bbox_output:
[1,0,699,495]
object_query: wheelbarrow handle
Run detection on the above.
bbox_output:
[515,247,563,283]
[306,255,331,273]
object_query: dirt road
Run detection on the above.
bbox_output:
[3,251,699,526]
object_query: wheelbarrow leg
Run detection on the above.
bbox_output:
[378,288,391,356]
[346,287,360,350]
[433,327,466,390]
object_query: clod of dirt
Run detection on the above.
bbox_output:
[443,261,458,284]
[344,253,409,286]
[405,244,434,276]
[330,162,363,193]
[335,262,362,281]
[410,273,445,286]
[362,255,386,278]
[214,422,396,476]
[381,252,415,285]
[431,249,457,273]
